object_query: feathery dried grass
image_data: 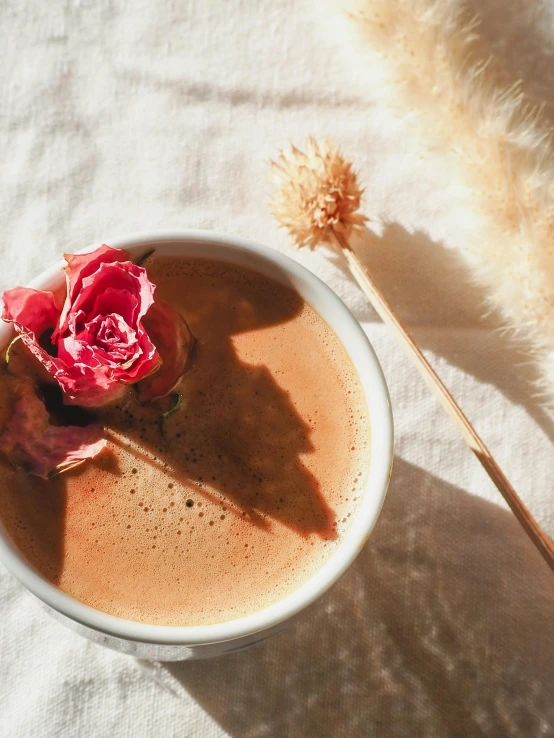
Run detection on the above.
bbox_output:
[270,137,367,248]
[331,0,554,397]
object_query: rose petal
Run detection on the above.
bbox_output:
[112,328,159,381]
[57,335,102,367]
[86,314,137,354]
[16,325,67,378]
[67,261,155,331]
[91,288,139,325]
[53,244,128,340]
[19,328,127,407]
[57,366,128,407]
[93,313,136,343]
[61,318,157,380]
[0,381,107,478]
[138,300,195,401]
[2,288,60,336]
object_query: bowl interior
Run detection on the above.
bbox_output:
[0,230,393,645]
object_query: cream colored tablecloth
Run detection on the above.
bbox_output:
[1,1,553,736]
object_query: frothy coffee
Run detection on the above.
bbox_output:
[0,257,370,625]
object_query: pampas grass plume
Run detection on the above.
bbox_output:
[331,0,554,398]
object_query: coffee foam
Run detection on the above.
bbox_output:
[0,257,370,626]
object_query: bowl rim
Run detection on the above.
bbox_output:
[0,228,393,646]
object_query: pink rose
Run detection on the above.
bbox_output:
[2,245,160,407]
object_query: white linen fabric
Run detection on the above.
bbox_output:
[1,1,553,736]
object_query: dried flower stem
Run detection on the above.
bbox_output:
[330,225,554,572]
[270,137,554,571]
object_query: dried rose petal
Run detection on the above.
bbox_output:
[2,287,60,335]
[53,244,128,341]
[2,245,161,407]
[138,299,195,401]
[0,381,107,478]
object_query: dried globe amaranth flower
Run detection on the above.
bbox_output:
[270,137,367,249]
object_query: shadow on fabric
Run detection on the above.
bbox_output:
[148,458,554,738]
[334,224,554,446]
[137,2,554,732]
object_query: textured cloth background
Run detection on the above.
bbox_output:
[1,1,554,736]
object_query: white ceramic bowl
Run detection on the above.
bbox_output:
[0,230,393,660]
